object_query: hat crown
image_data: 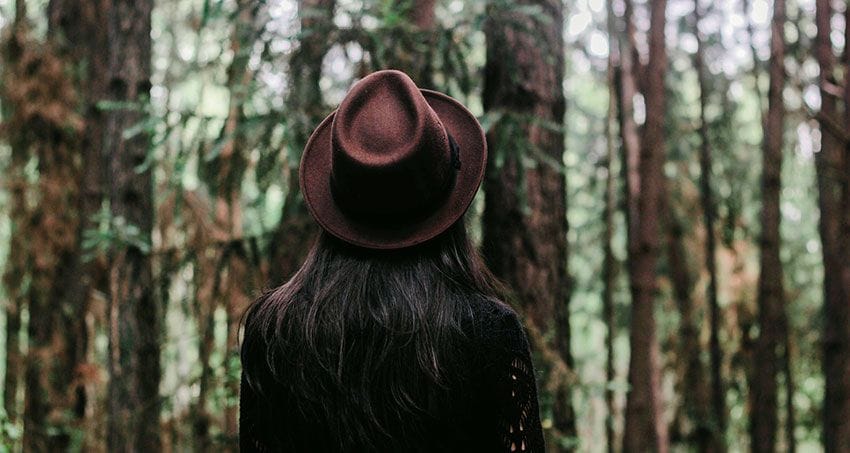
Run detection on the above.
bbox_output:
[329,70,455,225]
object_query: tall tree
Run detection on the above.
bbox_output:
[666,197,712,451]
[842,0,850,330]
[482,0,575,446]
[269,0,335,284]
[604,2,618,450]
[750,0,787,450]
[218,0,263,444]
[815,0,850,449]
[1,0,105,447]
[694,0,726,449]
[104,0,160,450]
[1,0,29,427]
[194,0,265,448]
[45,1,111,446]
[615,0,641,251]
[622,0,669,451]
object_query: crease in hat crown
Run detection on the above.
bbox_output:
[332,70,437,167]
[328,70,454,223]
[298,68,488,250]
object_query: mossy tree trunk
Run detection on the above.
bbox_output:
[104,0,160,450]
[815,0,850,450]
[750,0,787,450]
[1,0,104,448]
[482,0,575,448]
[694,1,727,448]
[622,0,669,451]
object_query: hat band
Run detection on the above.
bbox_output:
[448,132,461,170]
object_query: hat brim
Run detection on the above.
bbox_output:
[299,89,487,250]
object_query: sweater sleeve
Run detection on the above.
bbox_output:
[485,307,546,452]
[239,369,271,452]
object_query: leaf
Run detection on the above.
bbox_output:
[478,110,505,134]
[95,100,141,112]
[123,115,159,140]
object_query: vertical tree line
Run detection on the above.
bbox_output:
[482,0,576,447]
[750,0,787,450]
[603,1,618,451]
[1,0,107,449]
[3,0,850,451]
[103,0,160,450]
[815,0,850,450]
[693,0,727,448]
[621,0,669,451]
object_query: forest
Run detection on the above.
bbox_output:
[0,0,848,451]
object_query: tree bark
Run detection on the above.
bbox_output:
[666,197,712,452]
[622,0,669,451]
[816,0,850,449]
[45,2,111,449]
[104,0,160,450]
[1,0,28,427]
[750,0,786,450]
[218,0,264,445]
[268,0,335,285]
[616,0,641,254]
[742,0,766,121]
[0,0,103,448]
[842,0,850,321]
[604,3,618,451]
[482,0,575,447]
[694,1,726,450]
[2,277,21,425]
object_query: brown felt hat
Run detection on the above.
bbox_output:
[299,69,487,250]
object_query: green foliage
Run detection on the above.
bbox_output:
[81,205,152,259]
[0,408,21,453]
[0,0,840,451]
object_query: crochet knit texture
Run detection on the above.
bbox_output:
[239,298,546,452]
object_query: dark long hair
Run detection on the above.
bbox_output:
[240,218,507,451]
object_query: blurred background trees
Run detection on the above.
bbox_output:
[0,0,848,451]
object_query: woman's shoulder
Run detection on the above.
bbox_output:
[466,294,516,318]
[464,295,526,347]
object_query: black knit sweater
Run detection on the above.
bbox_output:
[239,298,546,452]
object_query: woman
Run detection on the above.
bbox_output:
[239,70,545,452]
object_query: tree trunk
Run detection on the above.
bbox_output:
[216,0,264,445]
[742,0,766,119]
[666,199,712,451]
[694,1,726,449]
[622,0,669,451]
[604,3,618,451]
[616,0,641,255]
[268,0,335,285]
[0,1,101,448]
[816,0,850,450]
[2,278,21,425]
[45,2,111,449]
[482,0,575,447]
[1,1,28,427]
[104,0,160,450]
[842,0,850,341]
[750,0,786,450]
